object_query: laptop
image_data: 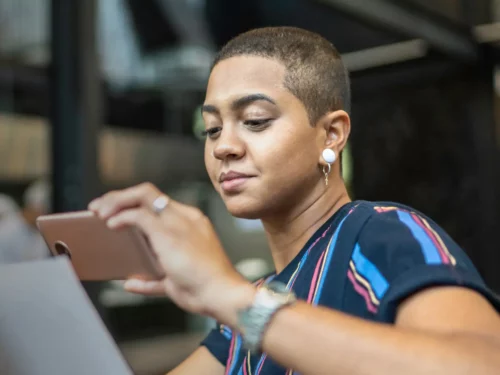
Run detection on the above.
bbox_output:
[0,257,133,375]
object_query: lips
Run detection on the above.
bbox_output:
[219,171,254,193]
[219,171,252,182]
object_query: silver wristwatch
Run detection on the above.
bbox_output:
[237,281,297,353]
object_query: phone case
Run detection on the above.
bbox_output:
[36,211,165,281]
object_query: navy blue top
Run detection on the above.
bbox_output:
[201,201,500,375]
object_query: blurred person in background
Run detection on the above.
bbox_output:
[90,27,500,375]
[0,179,50,263]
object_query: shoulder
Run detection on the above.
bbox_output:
[342,201,500,321]
[355,202,468,271]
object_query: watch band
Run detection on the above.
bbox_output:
[237,281,297,353]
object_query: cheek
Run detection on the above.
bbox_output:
[251,126,318,181]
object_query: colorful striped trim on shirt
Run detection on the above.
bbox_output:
[395,210,456,265]
[308,214,351,304]
[250,207,357,375]
[373,206,399,212]
[234,220,340,375]
[347,205,458,313]
[225,334,242,375]
[374,206,456,265]
[220,325,232,340]
[240,354,252,375]
[347,243,390,313]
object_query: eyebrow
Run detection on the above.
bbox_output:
[201,93,277,115]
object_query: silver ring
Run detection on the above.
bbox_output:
[152,195,170,215]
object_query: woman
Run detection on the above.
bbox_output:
[89,27,500,375]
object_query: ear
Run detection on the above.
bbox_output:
[316,110,351,162]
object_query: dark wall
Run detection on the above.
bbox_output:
[350,70,500,292]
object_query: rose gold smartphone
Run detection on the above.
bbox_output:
[36,211,165,281]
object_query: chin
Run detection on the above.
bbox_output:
[223,196,267,220]
[226,205,263,220]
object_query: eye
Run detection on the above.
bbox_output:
[243,119,272,127]
[201,127,222,139]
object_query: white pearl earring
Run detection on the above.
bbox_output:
[322,149,336,164]
[321,149,336,186]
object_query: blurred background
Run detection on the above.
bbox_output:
[0,0,499,373]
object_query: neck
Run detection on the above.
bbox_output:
[261,175,351,274]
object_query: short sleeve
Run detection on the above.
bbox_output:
[200,323,233,366]
[354,206,500,322]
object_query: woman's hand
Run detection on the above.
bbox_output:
[88,182,255,326]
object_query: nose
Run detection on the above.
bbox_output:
[212,127,245,161]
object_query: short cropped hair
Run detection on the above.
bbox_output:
[212,27,351,124]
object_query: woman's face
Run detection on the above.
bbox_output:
[203,56,325,219]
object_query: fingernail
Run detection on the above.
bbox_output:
[107,217,117,228]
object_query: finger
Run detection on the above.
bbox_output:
[88,190,122,212]
[88,197,101,211]
[106,207,162,239]
[124,279,167,296]
[96,183,162,220]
